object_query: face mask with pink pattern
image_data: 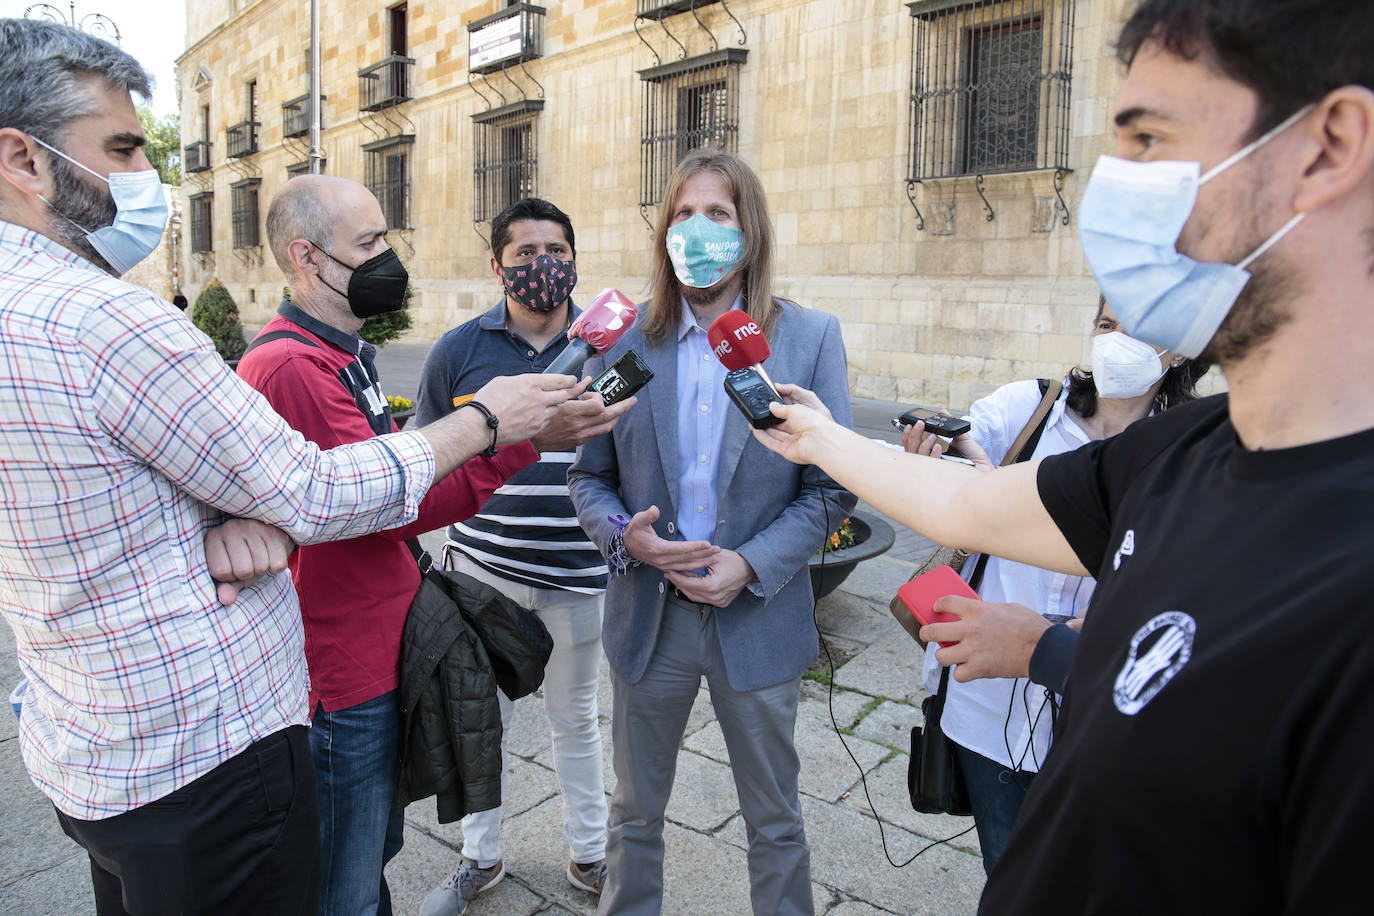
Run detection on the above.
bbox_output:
[500,254,577,313]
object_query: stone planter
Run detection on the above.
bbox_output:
[808,511,896,600]
[392,408,416,429]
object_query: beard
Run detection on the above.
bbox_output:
[44,154,117,273]
[680,270,739,310]
[1198,236,1296,365]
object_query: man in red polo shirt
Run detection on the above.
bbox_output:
[237,174,629,916]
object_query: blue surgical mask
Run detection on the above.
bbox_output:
[33,136,169,276]
[666,213,743,288]
[1078,105,1311,358]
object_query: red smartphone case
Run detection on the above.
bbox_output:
[897,565,979,647]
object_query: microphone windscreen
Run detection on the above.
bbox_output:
[707,311,771,371]
[568,288,637,355]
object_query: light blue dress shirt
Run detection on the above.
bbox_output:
[674,295,739,545]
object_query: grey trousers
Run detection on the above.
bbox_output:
[599,596,813,916]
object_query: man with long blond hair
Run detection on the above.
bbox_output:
[569,149,855,914]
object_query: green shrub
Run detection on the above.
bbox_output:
[191,280,247,362]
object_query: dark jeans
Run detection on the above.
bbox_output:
[955,742,1037,876]
[309,690,405,916]
[56,725,319,916]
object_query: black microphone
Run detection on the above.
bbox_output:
[707,311,783,429]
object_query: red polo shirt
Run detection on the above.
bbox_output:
[237,310,538,712]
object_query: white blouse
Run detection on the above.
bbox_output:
[921,377,1097,773]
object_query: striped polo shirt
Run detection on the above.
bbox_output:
[414,299,607,594]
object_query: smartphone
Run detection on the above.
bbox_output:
[896,565,979,647]
[892,407,971,438]
[589,349,654,406]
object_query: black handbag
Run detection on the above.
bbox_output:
[908,663,974,815]
[906,549,988,816]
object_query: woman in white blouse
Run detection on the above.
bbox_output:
[903,300,1210,874]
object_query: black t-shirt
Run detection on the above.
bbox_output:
[980,394,1374,915]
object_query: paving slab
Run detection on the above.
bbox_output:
[663,749,745,833]
[716,794,986,915]
[799,678,872,730]
[817,588,911,646]
[0,742,86,896]
[833,639,929,705]
[837,756,982,859]
[0,850,93,916]
[853,699,921,753]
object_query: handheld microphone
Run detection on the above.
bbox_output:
[706,311,783,429]
[543,288,638,376]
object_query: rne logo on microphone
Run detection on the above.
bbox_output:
[713,339,733,359]
[731,321,762,341]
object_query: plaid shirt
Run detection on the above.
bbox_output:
[0,222,435,819]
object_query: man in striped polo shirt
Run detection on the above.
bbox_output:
[415,198,620,912]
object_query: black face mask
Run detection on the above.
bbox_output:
[312,242,409,319]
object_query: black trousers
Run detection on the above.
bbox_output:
[56,725,320,916]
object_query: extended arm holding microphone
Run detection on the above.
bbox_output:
[544,288,638,376]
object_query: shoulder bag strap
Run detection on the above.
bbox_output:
[1000,374,1066,467]
[241,328,319,357]
[961,375,1066,594]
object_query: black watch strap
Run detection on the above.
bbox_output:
[461,399,500,457]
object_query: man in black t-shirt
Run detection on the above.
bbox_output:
[750,1,1374,912]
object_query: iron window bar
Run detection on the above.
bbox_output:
[906,0,1075,225]
[226,120,260,159]
[184,140,212,173]
[471,99,543,224]
[359,55,416,111]
[189,192,214,253]
[638,47,747,214]
[230,178,262,250]
[363,135,415,231]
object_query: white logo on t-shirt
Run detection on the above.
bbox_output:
[362,385,385,416]
[1112,610,1195,716]
[1113,529,1136,570]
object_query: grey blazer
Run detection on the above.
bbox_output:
[568,300,856,692]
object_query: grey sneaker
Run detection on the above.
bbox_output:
[566,858,607,896]
[418,858,505,916]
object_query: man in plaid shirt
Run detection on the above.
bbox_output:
[0,19,577,914]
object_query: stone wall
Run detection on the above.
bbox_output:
[178,0,1150,410]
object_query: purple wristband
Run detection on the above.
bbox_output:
[606,513,641,578]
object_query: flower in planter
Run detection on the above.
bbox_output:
[387,395,413,412]
[818,517,856,555]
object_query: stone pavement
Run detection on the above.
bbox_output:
[0,343,989,914]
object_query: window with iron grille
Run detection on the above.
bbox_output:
[638,48,746,207]
[231,179,261,249]
[190,193,214,253]
[472,100,542,223]
[286,158,326,178]
[282,93,326,139]
[364,137,413,230]
[906,0,1073,180]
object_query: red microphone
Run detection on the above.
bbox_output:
[544,288,638,376]
[707,311,783,429]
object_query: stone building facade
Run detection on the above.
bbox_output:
[177,0,1139,408]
